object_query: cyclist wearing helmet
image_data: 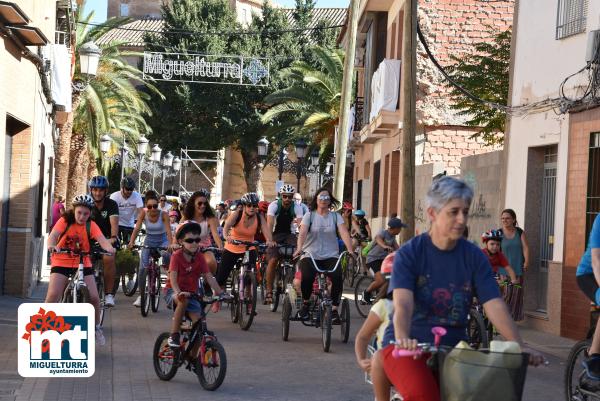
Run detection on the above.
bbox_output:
[177,189,222,274]
[46,195,116,346]
[481,229,518,284]
[89,176,120,307]
[110,177,143,245]
[351,209,371,240]
[340,201,353,229]
[264,184,304,304]
[216,192,275,287]
[363,218,405,303]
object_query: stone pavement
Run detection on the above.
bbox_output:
[0,282,581,401]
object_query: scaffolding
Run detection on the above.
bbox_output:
[178,148,224,205]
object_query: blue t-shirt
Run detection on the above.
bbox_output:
[383,233,501,347]
[577,214,600,276]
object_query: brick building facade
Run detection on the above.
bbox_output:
[344,0,512,232]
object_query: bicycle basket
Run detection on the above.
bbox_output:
[437,346,528,401]
[116,249,140,275]
[279,245,296,258]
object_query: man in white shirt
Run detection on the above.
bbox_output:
[158,195,172,212]
[110,177,144,245]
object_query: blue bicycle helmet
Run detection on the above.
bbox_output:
[353,209,366,217]
[89,175,109,189]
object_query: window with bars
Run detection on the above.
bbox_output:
[372,161,381,218]
[586,133,600,244]
[556,0,588,40]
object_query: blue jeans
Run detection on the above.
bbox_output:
[141,233,170,272]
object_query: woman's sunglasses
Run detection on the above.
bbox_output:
[196,201,208,206]
[183,237,202,244]
[318,195,331,201]
[147,204,158,209]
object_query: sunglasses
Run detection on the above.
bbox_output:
[281,195,293,199]
[147,204,158,209]
[318,195,331,201]
[160,199,166,202]
[246,204,258,208]
[183,237,202,244]
[196,201,208,206]
[124,187,134,192]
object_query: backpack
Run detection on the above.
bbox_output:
[232,209,262,233]
[58,220,92,250]
[308,211,340,239]
[275,198,296,220]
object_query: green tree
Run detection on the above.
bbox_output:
[146,0,302,193]
[56,2,161,201]
[261,46,344,151]
[448,28,511,145]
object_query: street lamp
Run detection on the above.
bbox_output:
[310,148,320,167]
[161,151,174,193]
[79,41,102,77]
[257,137,269,158]
[136,136,149,190]
[171,156,182,193]
[294,138,307,191]
[151,144,162,191]
[99,134,111,154]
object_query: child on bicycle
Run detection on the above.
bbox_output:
[165,222,225,348]
[481,230,519,285]
[45,194,116,346]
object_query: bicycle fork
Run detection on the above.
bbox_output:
[74,262,86,303]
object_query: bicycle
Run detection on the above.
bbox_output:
[565,302,600,400]
[153,293,228,391]
[91,247,108,326]
[343,235,368,288]
[115,229,144,297]
[467,298,492,350]
[132,245,167,317]
[226,239,265,331]
[269,244,296,313]
[56,248,112,320]
[281,251,351,352]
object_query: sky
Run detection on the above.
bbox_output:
[86,0,349,23]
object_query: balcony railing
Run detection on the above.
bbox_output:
[353,97,365,132]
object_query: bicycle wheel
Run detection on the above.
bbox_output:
[340,298,350,343]
[321,303,332,353]
[343,254,354,288]
[282,295,291,341]
[153,332,179,380]
[121,271,138,297]
[565,339,591,401]
[151,268,161,313]
[239,272,257,331]
[96,274,105,327]
[467,307,489,349]
[196,339,227,391]
[139,269,150,317]
[230,270,239,324]
[270,269,281,313]
[354,275,374,318]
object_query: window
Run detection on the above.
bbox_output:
[586,133,600,244]
[120,3,129,17]
[357,180,363,210]
[556,0,588,39]
[372,161,381,218]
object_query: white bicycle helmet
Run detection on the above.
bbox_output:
[240,192,260,205]
[279,184,296,194]
[72,194,95,209]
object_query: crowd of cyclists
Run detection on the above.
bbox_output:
[45,172,585,400]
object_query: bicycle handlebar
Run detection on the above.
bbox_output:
[129,245,168,251]
[300,250,352,273]
[188,292,231,304]
[228,239,267,249]
[52,248,113,256]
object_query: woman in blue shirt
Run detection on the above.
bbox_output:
[371,176,543,401]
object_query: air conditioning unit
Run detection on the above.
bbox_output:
[586,29,600,64]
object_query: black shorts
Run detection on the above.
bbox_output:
[367,259,384,274]
[50,266,94,277]
[578,273,598,303]
[267,233,297,259]
[119,226,134,244]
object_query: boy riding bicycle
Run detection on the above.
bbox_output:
[165,222,225,348]
[481,230,519,285]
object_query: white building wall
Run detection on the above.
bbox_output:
[506,0,600,262]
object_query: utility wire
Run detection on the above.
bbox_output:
[77,20,343,37]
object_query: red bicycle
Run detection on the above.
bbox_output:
[132,245,168,317]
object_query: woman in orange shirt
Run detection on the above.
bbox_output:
[215,193,275,286]
[45,195,115,345]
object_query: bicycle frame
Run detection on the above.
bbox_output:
[301,251,349,310]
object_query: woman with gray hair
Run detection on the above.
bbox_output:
[368,176,543,401]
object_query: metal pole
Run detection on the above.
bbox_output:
[152,162,156,191]
[161,169,166,194]
[333,0,360,201]
[138,154,143,190]
[400,0,417,243]
[120,146,126,182]
[296,160,302,192]
[278,148,284,181]
[178,148,182,195]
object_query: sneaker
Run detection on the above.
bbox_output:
[362,289,372,304]
[133,296,141,307]
[296,303,310,320]
[105,294,115,307]
[168,333,180,348]
[584,354,600,380]
[331,309,341,325]
[95,325,106,346]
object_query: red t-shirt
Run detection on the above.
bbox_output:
[166,249,209,292]
[50,217,104,268]
[482,248,509,273]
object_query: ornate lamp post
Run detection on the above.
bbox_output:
[171,156,182,193]
[150,144,162,191]
[160,151,174,194]
[294,138,307,191]
[136,136,149,190]
[99,134,129,181]
[73,41,101,92]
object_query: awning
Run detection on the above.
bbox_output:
[0,1,29,25]
[8,25,49,46]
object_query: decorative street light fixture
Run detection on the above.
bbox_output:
[73,41,102,92]
[171,156,182,193]
[99,134,130,181]
[294,138,308,191]
[161,151,174,193]
[99,134,111,154]
[310,148,320,168]
[136,135,149,190]
[257,137,269,158]
[150,144,162,191]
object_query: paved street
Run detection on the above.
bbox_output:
[0,282,576,401]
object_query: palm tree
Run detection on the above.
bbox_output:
[261,46,344,149]
[55,3,162,201]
